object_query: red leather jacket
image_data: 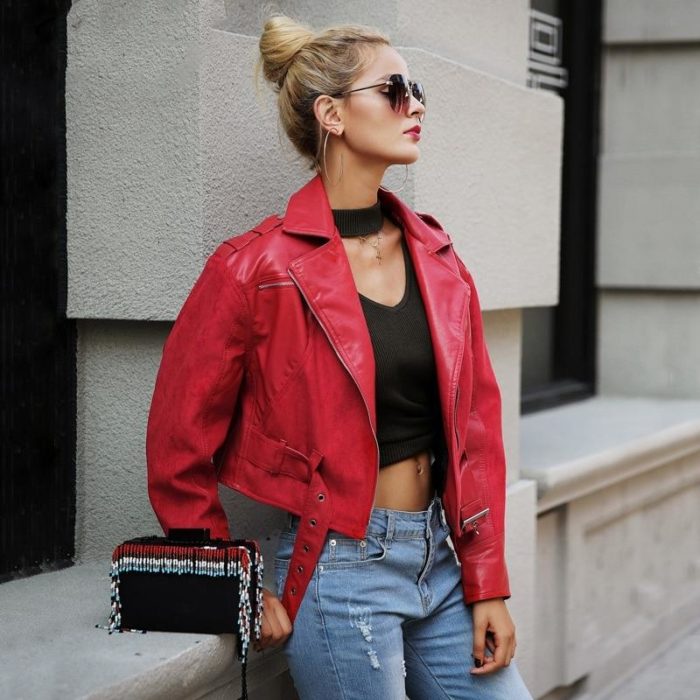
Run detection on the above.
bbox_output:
[146,173,511,623]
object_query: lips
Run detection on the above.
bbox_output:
[404,125,422,134]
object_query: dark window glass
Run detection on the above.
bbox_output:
[1,0,76,582]
[522,0,602,413]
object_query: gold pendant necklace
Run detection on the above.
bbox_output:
[358,227,384,263]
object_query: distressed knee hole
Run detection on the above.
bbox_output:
[367,648,381,669]
[348,603,381,669]
[348,603,374,642]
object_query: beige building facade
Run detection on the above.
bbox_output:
[3,2,698,699]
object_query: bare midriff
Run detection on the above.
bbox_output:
[373,449,435,511]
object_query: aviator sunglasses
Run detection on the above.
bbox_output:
[332,73,426,114]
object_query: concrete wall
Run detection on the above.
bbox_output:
[597,0,700,397]
[67,1,561,695]
[522,396,700,698]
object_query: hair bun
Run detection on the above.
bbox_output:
[259,14,315,88]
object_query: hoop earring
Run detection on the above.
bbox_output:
[378,164,409,193]
[321,129,343,186]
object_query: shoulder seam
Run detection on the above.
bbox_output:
[215,214,283,256]
[415,210,445,231]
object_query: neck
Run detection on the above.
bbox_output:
[320,146,388,208]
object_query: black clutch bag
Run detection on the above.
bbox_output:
[98,528,264,700]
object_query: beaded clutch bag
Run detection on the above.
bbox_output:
[98,529,264,700]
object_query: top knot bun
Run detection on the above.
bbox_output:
[254,13,392,171]
[258,14,315,89]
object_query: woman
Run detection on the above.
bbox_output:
[146,13,533,700]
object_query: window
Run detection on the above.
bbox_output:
[522,0,602,413]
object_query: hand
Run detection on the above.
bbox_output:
[252,587,293,652]
[470,598,517,675]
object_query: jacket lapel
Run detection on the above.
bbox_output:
[288,234,378,428]
[282,174,470,447]
[401,219,470,453]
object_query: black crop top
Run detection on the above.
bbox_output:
[332,201,445,492]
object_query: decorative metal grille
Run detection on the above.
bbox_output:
[528,9,569,91]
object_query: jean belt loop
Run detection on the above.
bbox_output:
[385,510,396,549]
[426,500,434,537]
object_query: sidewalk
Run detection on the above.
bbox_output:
[0,560,290,699]
[587,616,700,700]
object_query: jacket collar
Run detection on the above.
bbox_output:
[281,172,452,254]
[280,173,469,455]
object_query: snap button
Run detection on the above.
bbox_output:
[291,586,297,595]
[296,565,304,573]
[329,539,336,546]
[317,493,325,501]
[303,544,310,552]
[360,540,366,547]
[310,518,317,526]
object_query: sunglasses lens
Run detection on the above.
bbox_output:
[412,82,426,107]
[388,75,425,112]
[388,75,408,112]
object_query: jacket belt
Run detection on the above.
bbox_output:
[279,467,332,624]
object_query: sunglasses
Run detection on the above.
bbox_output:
[332,74,426,113]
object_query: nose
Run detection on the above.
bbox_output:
[407,92,426,120]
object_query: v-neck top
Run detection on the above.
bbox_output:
[331,204,444,489]
[358,235,411,312]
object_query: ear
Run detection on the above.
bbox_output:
[313,94,344,136]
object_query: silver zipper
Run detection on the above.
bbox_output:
[454,385,460,450]
[288,268,381,523]
[450,288,468,452]
[257,280,295,289]
[461,507,490,534]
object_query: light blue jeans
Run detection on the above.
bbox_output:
[274,493,533,699]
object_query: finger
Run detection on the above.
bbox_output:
[256,612,278,650]
[471,655,502,674]
[261,612,285,649]
[259,599,292,648]
[472,620,487,666]
[492,633,509,668]
[471,636,508,674]
[507,637,517,665]
[270,604,293,645]
[470,642,506,675]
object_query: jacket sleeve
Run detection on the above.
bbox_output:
[145,244,249,540]
[452,253,512,604]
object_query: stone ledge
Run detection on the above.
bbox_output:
[519,395,700,512]
[0,560,285,699]
[604,0,700,45]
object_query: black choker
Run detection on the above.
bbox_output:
[332,201,384,238]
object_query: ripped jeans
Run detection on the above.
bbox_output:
[274,493,533,700]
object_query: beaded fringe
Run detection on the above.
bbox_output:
[97,541,264,700]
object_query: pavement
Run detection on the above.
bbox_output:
[589,617,700,700]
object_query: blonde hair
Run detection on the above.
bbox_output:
[255,12,392,171]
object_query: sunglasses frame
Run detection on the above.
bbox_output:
[331,73,426,113]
